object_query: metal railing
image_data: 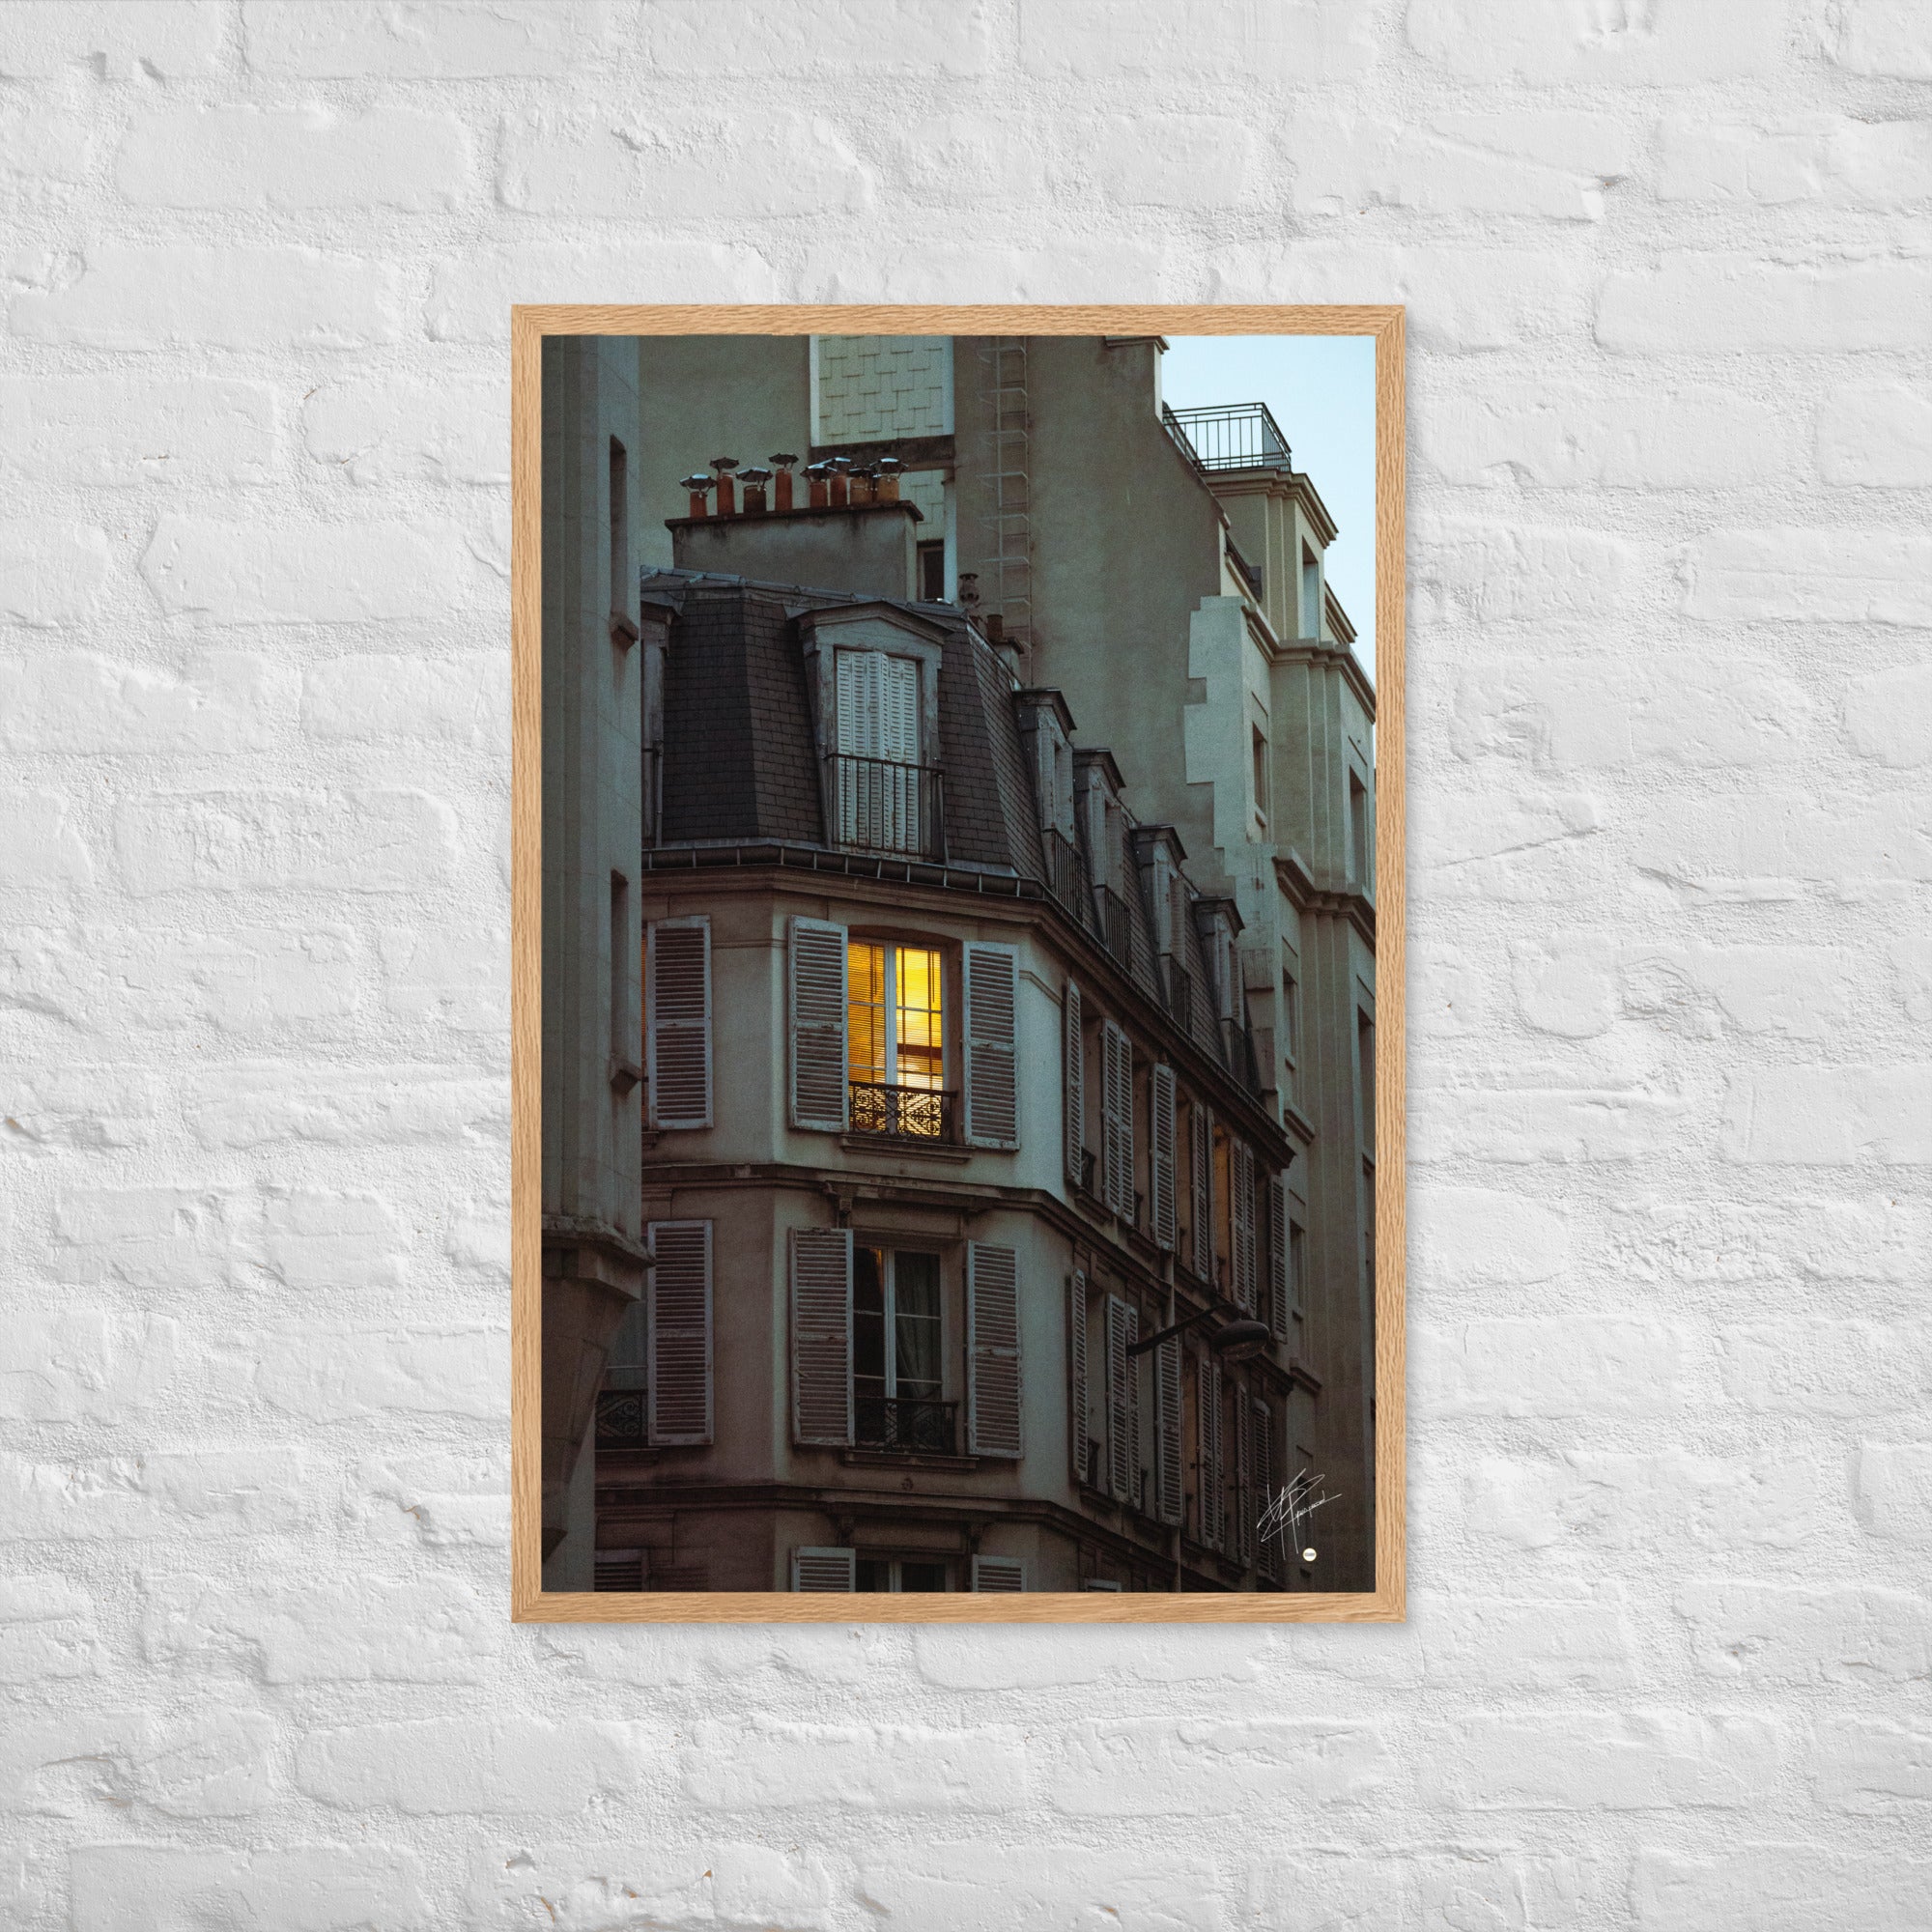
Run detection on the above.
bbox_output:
[829,753,945,860]
[848,1080,955,1143]
[1040,826,1089,910]
[1165,401,1293,472]
[596,1389,646,1445]
[855,1396,958,1455]
[1163,957,1195,1034]
[1094,885,1134,965]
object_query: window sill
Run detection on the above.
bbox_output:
[840,1447,981,1473]
[838,1132,972,1164]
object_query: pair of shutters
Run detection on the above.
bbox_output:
[643,1219,713,1445]
[1100,1020,1134,1217]
[789,918,1019,1150]
[1198,1357,1226,1550]
[1067,1270,1090,1486]
[790,1549,1025,1593]
[1266,1172,1292,1338]
[790,1229,1023,1458]
[1103,1294,1137,1504]
[1190,1104,1213,1280]
[1150,1064,1178,1252]
[1230,1139,1258,1314]
[645,919,712,1129]
[1254,1400,1282,1582]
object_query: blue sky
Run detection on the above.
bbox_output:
[1160,335,1377,680]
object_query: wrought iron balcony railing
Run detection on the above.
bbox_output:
[596,1388,646,1445]
[830,753,945,860]
[1164,401,1293,473]
[855,1395,958,1455]
[1094,885,1134,965]
[848,1080,955,1143]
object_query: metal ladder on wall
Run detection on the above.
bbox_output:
[979,338,1033,649]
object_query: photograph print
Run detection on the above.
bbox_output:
[518,310,1403,1617]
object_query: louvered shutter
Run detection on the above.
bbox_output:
[645,918,711,1129]
[646,1219,712,1445]
[967,1241,1023,1458]
[1100,1020,1133,1217]
[1150,1064,1178,1251]
[1234,1390,1255,1568]
[793,1546,855,1591]
[971,1555,1025,1593]
[1199,1358,1225,1549]
[1104,1293,1134,1502]
[1190,1104,1213,1281]
[790,1226,853,1446]
[788,917,848,1131]
[1154,1335,1183,1526]
[1255,1400,1283,1582]
[1230,1140,1257,1313]
[1063,982,1085,1186]
[881,654,919,762]
[1068,1269,1089,1486]
[836,650,879,755]
[1267,1172,1290,1338]
[963,943,1019,1149]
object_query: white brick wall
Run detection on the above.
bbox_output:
[0,2,1926,1924]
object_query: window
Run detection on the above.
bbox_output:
[1301,543,1320,638]
[854,1247,943,1410]
[848,940,946,1138]
[1357,1009,1377,1153]
[1252,725,1270,828]
[609,438,630,629]
[857,1557,951,1592]
[1349,773,1371,892]
[1289,1220,1307,1359]
[609,873,639,1094]
[836,649,925,854]
[1281,968,1300,1108]
[917,539,946,603]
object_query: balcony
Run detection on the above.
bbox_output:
[595,1388,646,1446]
[855,1395,958,1455]
[1164,401,1293,474]
[848,1079,956,1143]
[830,753,945,860]
[1094,885,1134,965]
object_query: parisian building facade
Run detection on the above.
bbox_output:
[542,334,1378,1592]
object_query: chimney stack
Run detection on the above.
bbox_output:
[679,472,713,518]
[708,456,739,517]
[770,453,799,512]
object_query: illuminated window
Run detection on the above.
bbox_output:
[848,941,947,1138]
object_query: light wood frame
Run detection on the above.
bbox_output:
[511,305,1406,1623]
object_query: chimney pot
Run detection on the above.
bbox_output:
[874,454,902,501]
[827,456,852,508]
[740,466,773,513]
[805,461,831,509]
[679,471,713,518]
[770,453,799,512]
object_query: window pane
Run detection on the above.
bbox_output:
[895,945,944,1089]
[892,1250,943,1401]
[848,941,887,1084]
[899,1560,948,1593]
[853,1245,887,1402]
[854,1558,891,1593]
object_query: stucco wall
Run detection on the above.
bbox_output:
[3,3,1928,1927]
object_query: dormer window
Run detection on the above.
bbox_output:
[831,647,932,856]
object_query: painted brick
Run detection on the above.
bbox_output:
[1683,527,1932,626]
[647,0,993,72]
[0,1,225,77]
[50,1186,262,1291]
[1416,1317,1697,1418]
[0,651,287,754]
[296,1717,650,1814]
[1820,381,1932,487]
[185,1060,505,1149]
[302,653,509,747]
[1674,1580,1932,1684]
[1634,1847,1932,1931]
[241,1323,504,1419]
[116,105,473,211]
[9,245,404,352]
[0,520,112,626]
[1715,1321,1932,1416]
[853,1845,1222,1930]
[465,1841,843,1932]
[1722,1065,1932,1163]
[1414,522,1634,625]
[1630,795,1932,900]
[353,1448,508,1550]
[0,1309,180,1422]
[1822,0,1932,79]
[0,101,95,183]
[70,1845,424,1932]
[0,1449,315,1542]
[1652,113,1932,210]
[1406,0,1786,84]
[1858,1440,1932,1542]
[302,375,508,486]
[682,1719,1025,1810]
[139,515,495,624]
[1418,1594,1640,1690]
[1087,114,1260,210]
[1407,1185,1571,1286]
[0,377,277,487]
[378,925,508,1033]
[1019,0,1373,79]
[1041,1718,1387,1815]
[1598,256,1932,354]
[1288,108,1636,221]
[241,0,619,75]
[1812,1718,1932,1810]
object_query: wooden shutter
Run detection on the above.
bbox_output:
[1154,1335,1183,1527]
[1068,1269,1089,1487]
[1234,1389,1255,1568]
[788,917,848,1131]
[1267,1172,1290,1337]
[789,1226,853,1446]
[646,1219,712,1445]
[793,1546,855,1591]
[1198,1357,1225,1549]
[1104,1293,1134,1503]
[962,943,1019,1149]
[1100,1020,1133,1217]
[645,918,711,1129]
[836,649,879,754]
[1063,982,1084,1186]
[1255,1399,1282,1582]
[1190,1104,1213,1280]
[1150,1064,1178,1251]
[967,1241,1023,1458]
[881,654,919,762]
[971,1555,1026,1593]
[1230,1140,1257,1313]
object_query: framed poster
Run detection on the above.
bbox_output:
[511,307,1405,1621]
